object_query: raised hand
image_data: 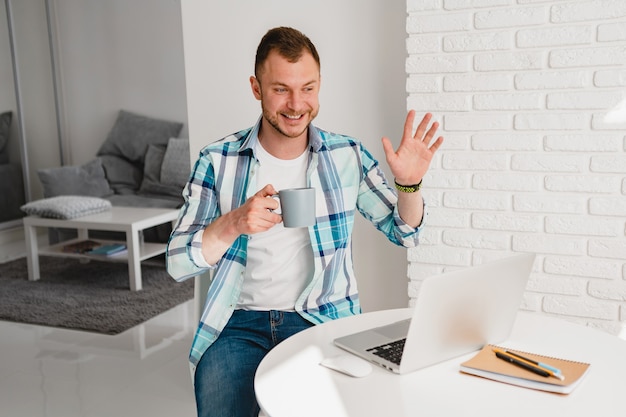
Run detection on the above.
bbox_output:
[381,111,444,186]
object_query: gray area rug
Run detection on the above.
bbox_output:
[0,256,194,334]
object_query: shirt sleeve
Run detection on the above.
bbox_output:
[356,144,423,248]
[166,154,218,281]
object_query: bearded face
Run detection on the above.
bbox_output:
[251,50,320,143]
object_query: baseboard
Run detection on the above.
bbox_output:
[0,225,46,264]
[0,224,24,245]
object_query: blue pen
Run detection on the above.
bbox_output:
[506,350,562,375]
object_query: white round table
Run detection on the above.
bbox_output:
[255,309,625,417]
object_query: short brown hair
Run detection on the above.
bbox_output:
[254,26,320,79]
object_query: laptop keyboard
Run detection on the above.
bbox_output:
[367,338,406,365]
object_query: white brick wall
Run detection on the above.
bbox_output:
[406,0,626,335]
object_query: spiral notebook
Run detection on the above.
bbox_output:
[460,344,591,394]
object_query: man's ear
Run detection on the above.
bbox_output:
[250,76,262,100]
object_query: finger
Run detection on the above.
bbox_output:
[422,121,440,145]
[260,194,280,211]
[261,210,282,225]
[428,136,445,153]
[256,183,277,197]
[402,110,417,140]
[247,192,279,212]
[243,213,281,234]
[252,204,282,224]
[413,112,433,140]
[268,197,280,211]
[381,136,396,159]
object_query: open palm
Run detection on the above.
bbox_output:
[381,111,444,186]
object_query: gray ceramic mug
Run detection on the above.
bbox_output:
[272,187,316,228]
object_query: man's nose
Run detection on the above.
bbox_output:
[287,91,303,109]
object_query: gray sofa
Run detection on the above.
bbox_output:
[38,110,189,243]
[0,111,26,223]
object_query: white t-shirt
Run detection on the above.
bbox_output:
[236,143,314,311]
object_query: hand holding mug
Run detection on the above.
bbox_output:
[271,187,316,228]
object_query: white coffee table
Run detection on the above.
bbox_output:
[23,206,180,291]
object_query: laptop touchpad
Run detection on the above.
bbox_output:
[374,319,411,339]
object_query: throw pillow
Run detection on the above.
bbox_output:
[138,144,185,200]
[0,111,12,164]
[37,158,114,198]
[21,196,112,219]
[143,144,167,183]
[97,110,184,164]
[160,138,190,188]
[99,154,143,194]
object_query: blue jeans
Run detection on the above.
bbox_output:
[194,310,313,417]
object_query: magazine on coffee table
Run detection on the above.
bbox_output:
[87,243,127,256]
[61,240,101,254]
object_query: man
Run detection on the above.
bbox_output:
[166,26,443,417]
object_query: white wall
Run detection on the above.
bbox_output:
[51,0,188,167]
[407,0,626,335]
[180,0,410,312]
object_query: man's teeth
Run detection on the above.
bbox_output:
[284,114,302,119]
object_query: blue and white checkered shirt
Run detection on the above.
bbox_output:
[166,117,423,372]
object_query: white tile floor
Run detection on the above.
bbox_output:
[0,299,197,417]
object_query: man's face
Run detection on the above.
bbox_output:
[251,50,320,141]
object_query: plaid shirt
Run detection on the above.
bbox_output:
[166,118,423,371]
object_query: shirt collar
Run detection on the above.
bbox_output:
[238,115,323,154]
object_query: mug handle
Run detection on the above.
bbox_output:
[269,194,282,214]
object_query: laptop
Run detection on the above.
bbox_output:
[334,253,535,374]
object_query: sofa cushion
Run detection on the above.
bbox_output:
[37,158,114,198]
[21,195,112,219]
[143,144,167,183]
[99,154,143,194]
[107,194,181,209]
[137,143,186,201]
[97,110,184,165]
[138,144,183,197]
[160,137,190,187]
[0,111,11,164]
